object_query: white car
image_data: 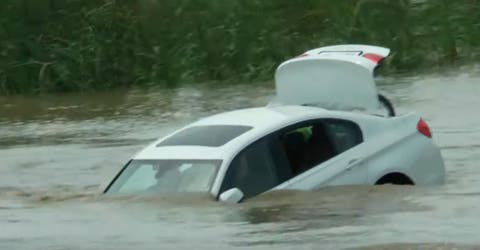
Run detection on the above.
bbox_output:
[103,45,446,203]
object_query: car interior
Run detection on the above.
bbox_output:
[281,123,336,176]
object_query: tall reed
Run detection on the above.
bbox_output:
[0,0,479,95]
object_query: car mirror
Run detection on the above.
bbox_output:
[219,188,244,204]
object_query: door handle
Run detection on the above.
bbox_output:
[346,158,363,170]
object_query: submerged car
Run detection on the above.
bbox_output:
[103,45,446,203]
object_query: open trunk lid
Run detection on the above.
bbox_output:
[271,44,390,112]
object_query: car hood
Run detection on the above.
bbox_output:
[272,44,390,112]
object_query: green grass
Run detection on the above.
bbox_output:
[1,0,479,95]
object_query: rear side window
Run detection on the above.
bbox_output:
[278,119,363,177]
[157,125,252,147]
[324,120,363,153]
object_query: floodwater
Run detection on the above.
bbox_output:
[1,67,480,250]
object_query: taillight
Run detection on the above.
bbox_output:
[417,119,432,138]
[362,53,384,64]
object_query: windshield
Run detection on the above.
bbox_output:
[105,159,222,195]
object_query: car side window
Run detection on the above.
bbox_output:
[279,119,363,177]
[220,137,280,199]
[323,120,363,154]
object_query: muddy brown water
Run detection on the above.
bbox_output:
[1,67,480,249]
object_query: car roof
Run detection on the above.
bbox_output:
[193,105,327,128]
[132,105,335,160]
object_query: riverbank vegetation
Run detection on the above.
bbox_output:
[1,0,479,95]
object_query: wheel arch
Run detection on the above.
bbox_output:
[375,172,415,185]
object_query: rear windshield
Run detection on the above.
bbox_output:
[157,125,252,147]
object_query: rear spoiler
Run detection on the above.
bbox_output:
[296,44,391,73]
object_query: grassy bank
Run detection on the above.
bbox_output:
[1,0,479,95]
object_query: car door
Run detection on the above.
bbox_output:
[274,118,367,190]
[319,119,367,186]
